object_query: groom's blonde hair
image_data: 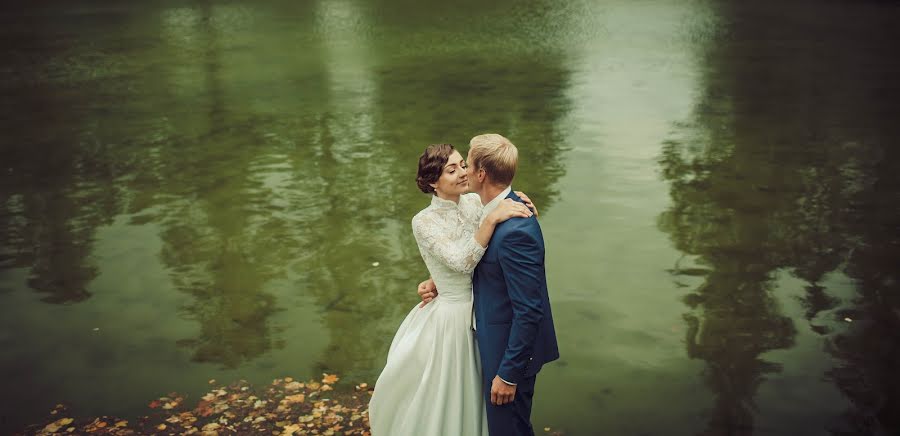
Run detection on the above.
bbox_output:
[468,133,518,187]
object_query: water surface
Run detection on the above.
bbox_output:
[1,0,899,434]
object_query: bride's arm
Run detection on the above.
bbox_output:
[412,213,488,274]
[412,201,531,274]
[473,199,534,248]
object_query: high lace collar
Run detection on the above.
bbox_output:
[430,194,460,209]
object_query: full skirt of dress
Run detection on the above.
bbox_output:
[368,296,488,436]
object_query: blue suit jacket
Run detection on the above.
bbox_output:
[473,191,559,385]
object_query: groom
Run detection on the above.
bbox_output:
[419,133,559,436]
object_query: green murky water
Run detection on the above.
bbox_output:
[2,0,898,434]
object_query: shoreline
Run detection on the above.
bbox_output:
[17,375,371,436]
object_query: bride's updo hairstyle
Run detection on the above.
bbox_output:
[416,143,455,194]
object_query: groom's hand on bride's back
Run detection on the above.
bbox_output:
[418,278,437,308]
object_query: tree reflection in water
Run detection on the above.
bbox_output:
[660,1,900,433]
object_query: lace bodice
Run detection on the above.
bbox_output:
[411,193,485,302]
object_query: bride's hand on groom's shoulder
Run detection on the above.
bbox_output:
[489,199,533,225]
[418,278,437,308]
[514,191,539,218]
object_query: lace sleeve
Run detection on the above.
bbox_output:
[461,193,484,225]
[412,212,486,274]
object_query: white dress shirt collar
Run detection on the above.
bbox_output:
[480,186,512,224]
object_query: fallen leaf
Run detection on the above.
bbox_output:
[115,421,128,428]
[157,424,166,430]
[283,394,305,405]
[148,400,161,408]
[42,417,74,433]
[322,374,339,385]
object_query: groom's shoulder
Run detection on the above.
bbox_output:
[496,214,541,238]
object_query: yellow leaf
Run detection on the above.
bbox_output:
[157,424,167,430]
[322,374,339,385]
[42,417,74,433]
[283,394,305,405]
[282,424,300,436]
[285,381,304,391]
[284,377,293,383]
[115,421,128,428]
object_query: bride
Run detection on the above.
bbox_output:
[368,143,535,435]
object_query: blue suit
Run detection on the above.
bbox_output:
[473,190,559,436]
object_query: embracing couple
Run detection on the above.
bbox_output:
[369,134,559,436]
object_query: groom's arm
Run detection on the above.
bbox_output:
[496,226,545,385]
[417,277,437,308]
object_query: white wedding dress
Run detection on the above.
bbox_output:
[369,193,489,436]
